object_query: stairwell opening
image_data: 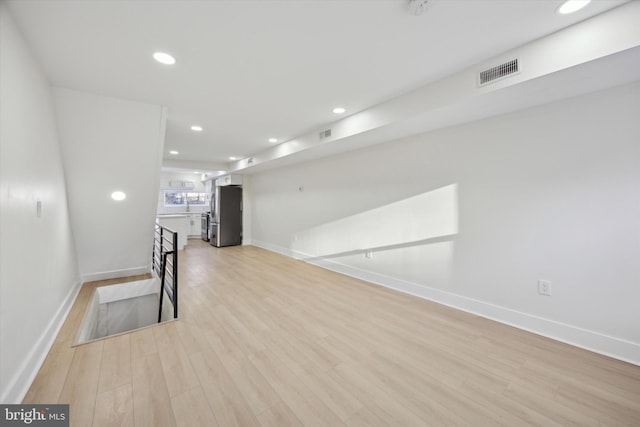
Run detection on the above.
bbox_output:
[74,277,175,346]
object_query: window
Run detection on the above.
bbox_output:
[164,191,207,207]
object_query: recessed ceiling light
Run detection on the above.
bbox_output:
[333,107,346,114]
[169,150,179,155]
[557,0,590,14]
[229,156,237,160]
[111,191,126,201]
[268,138,278,143]
[193,171,200,174]
[190,125,203,132]
[153,51,176,65]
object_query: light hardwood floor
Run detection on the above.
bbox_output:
[24,240,640,426]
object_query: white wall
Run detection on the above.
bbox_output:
[250,81,640,364]
[53,88,166,282]
[0,5,80,403]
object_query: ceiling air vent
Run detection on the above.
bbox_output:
[478,58,519,86]
[319,129,332,140]
[168,180,195,189]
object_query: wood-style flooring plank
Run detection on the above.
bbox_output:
[289,364,365,422]
[93,384,134,427]
[248,350,346,427]
[215,347,280,417]
[129,327,157,360]
[257,401,304,427]
[152,322,200,397]
[58,340,103,427]
[329,363,433,427]
[131,353,176,427]
[22,339,75,404]
[97,333,131,393]
[189,350,261,427]
[172,318,212,356]
[22,241,640,427]
[170,386,219,427]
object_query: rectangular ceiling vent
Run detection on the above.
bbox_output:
[478,58,519,86]
[168,180,195,189]
[319,128,332,140]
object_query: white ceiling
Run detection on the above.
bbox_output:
[6,0,629,173]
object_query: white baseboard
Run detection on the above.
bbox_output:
[252,240,293,257]
[81,265,150,283]
[251,240,640,366]
[0,279,83,404]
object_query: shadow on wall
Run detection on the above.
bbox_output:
[290,184,458,287]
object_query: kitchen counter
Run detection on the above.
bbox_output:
[157,212,203,216]
[156,216,188,250]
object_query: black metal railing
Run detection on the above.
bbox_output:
[152,223,178,322]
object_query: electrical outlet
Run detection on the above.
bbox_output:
[538,280,552,296]
[365,250,373,259]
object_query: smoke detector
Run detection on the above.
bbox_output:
[408,0,429,16]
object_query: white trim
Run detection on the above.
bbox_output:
[252,240,293,257]
[81,265,150,283]
[251,240,640,366]
[0,279,83,404]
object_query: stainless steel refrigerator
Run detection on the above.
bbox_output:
[210,186,242,247]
